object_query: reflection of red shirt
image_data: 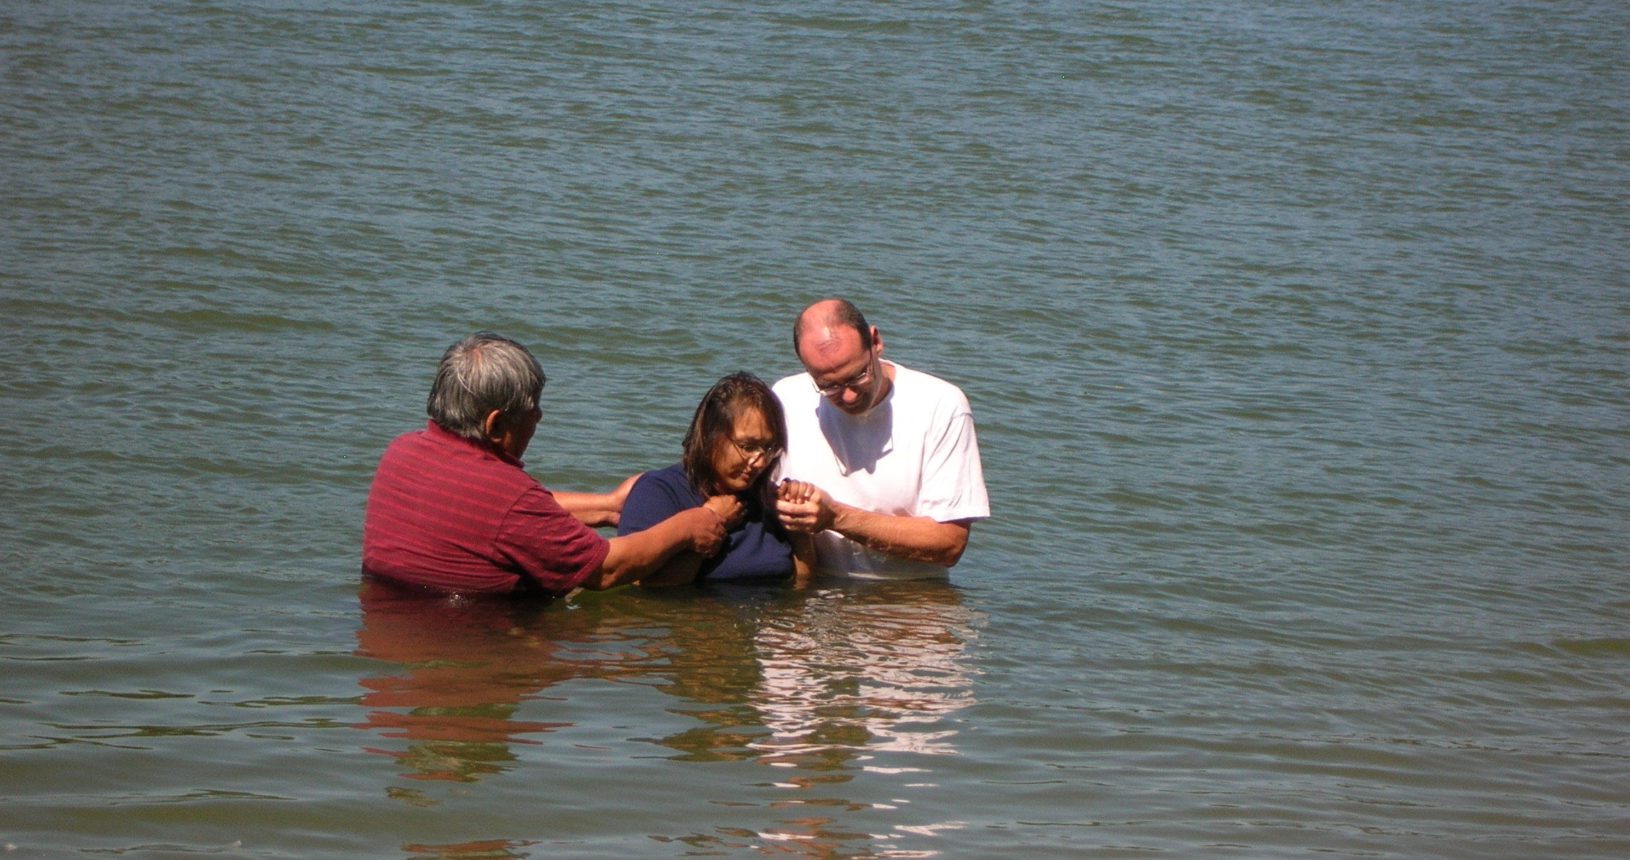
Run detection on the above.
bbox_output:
[362,421,609,595]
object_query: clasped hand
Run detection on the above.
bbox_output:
[774,478,832,535]
[686,494,744,557]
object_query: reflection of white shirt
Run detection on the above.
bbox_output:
[750,587,983,760]
[773,361,990,579]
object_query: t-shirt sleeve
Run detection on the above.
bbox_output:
[917,398,991,524]
[494,486,611,594]
[616,467,696,536]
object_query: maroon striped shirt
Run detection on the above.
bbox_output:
[361,422,610,595]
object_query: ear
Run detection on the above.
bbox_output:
[871,326,884,355]
[482,409,505,444]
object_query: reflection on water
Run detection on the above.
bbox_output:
[354,578,982,852]
[645,581,983,768]
[750,586,980,762]
[401,838,539,860]
[353,583,587,794]
[739,585,982,857]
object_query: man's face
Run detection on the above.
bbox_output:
[799,325,885,416]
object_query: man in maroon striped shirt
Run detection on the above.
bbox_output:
[362,332,738,596]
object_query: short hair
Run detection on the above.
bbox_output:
[681,372,787,497]
[426,332,545,441]
[792,298,872,355]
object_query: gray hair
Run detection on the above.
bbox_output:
[426,332,545,441]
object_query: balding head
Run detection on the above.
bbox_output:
[793,298,872,362]
[792,298,891,415]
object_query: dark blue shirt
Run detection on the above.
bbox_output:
[617,464,794,583]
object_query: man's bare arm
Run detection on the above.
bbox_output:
[593,495,746,586]
[789,533,818,585]
[582,506,725,590]
[555,473,642,527]
[776,481,972,568]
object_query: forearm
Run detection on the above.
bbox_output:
[591,520,694,589]
[789,534,818,586]
[555,491,621,527]
[636,553,703,588]
[828,502,972,567]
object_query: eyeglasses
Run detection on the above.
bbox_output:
[729,438,781,464]
[814,362,874,398]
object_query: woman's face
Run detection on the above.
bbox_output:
[710,405,778,494]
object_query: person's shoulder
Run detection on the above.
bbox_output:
[383,422,434,449]
[396,421,500,460]
[638,462,690,487]
[382,422,492,469]
[620,463,696,534]
[892,363,969,400]
[628,463,697,504]
[888,364,977,431]
[772,372,819,411]
[772,371,810,397]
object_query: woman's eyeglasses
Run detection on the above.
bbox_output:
[729,438,781,464]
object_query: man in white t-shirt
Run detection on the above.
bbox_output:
[772,299,989,579]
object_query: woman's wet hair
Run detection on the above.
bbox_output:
[682,371,787,497]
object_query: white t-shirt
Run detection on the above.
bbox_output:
[773,361,990,579]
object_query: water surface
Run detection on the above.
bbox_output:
[3,0,1628,856]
